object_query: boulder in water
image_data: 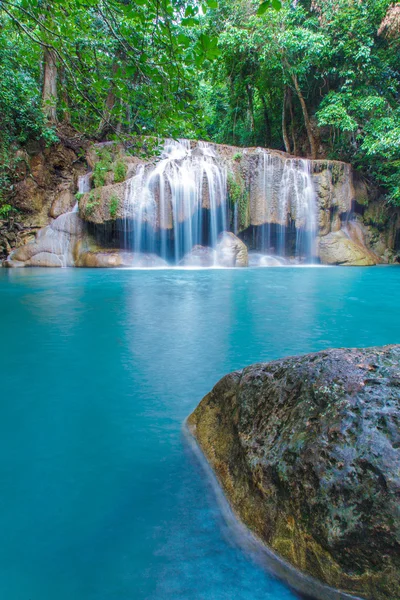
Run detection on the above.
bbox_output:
[179,246,216,267]
[76,250,123,267]
[319,230,377,266]
[216,232,248,267]
[188,345,400,600]
[76,250,168,268]
[8,238,66,263]
[26,252,63,267]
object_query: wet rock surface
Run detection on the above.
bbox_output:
[76,250,168,268]
[188,345,400,600]
[319,230,377,266]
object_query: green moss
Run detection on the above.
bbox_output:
[233,152,242,161]
[113,159,127,183]
[227,172,249,227]
[362,202,389,229]
[109,194,119,219]
[75,192,83,203]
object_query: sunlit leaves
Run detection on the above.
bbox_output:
[258,0,281,15]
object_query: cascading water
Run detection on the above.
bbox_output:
[253,151,317,262]
[123,140,227,263]
[74,173,92,212]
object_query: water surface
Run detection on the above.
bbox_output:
[0,267,399,600]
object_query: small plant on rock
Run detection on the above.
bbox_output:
[109,195,119,219]
[113,160,127,183]
[0,204,14,219]
[85,191,100,216]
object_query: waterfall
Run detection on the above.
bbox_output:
[124,140,227,263]
[73,173,92,213]
[255,151,317,261]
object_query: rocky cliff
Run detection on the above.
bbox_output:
[2,136,399,267]
[188,345,400,600]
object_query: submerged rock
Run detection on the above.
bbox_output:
[76,250,168,268]
[179,246,216,267]
[216,232,248,267]
[248,253,288,267]
[188,345,400,600]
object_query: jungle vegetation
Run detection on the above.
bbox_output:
[0,0,399,203]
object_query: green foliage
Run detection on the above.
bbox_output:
[75,192,84,202]
[93,149,112,188]
[227,172,248,226]
[198,0,400,203]
[0,204,15,219]
[258,0,281,15]
[85,192,100,215]
[0,28,58,205]
[233,152,242,161]
[109,195,119,219]
[0,0,398,207]
[113,160,127,183]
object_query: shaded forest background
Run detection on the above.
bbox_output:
[0,0,399,214]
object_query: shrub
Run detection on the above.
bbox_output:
[109,195,119,219]
[85,192,100,215]
[93,148,112,188]
[113,160,127,183]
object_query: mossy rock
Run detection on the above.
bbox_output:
[188,345,400,600]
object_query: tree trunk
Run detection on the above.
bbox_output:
[261,95,271,147]
[282,87,291,154]
[60,67,71,124]
[97,63,118,138]
[97,88,116,138]
[42,49,58,123]
[246,83,256,144]
[291,73,317,159]
[287,88,298,156]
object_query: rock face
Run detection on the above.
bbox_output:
[0,124,88,262]
[188,346,400,600]
[3,136,398,266]
[216,232,249,267]
[6,212,86,268]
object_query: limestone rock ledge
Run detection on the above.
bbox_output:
[188,346,400,600]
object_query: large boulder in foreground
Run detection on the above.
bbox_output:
[188,346,400,600]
